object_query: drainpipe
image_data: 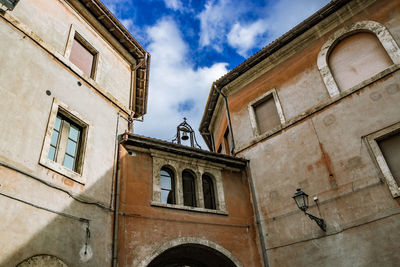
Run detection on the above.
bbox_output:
[246,162,270,267]
[112,132,128,267]
[213,84,235,155]
[200,131,216,152]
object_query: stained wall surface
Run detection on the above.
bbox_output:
[0,1,133,266]
[209,0,400,266]
[10,0,134,109]
[329,32,393,91]
[117,145,263,267]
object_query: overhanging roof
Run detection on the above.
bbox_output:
[199,0,352,150]
[123,134,248,169]
[66,0,150,117]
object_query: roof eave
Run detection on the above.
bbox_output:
[66,0,150,117]
[199,0,352,148]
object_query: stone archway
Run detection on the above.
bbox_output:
[17,254,68,267]
[139,237,243,267]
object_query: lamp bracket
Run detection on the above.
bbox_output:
[305,212,326,232]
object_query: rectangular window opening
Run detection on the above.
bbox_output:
[69,33,97,78]
[366,123,400,198]
[48,112,84,173]
[377,131,400,186]
[253,94,281,134]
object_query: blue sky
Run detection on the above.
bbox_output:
[103,0,330,148]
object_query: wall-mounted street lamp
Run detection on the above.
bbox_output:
[293,188,326,232]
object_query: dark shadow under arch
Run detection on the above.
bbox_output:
[17,254,68,267]
[147,243,237,267]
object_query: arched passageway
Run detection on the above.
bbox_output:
[147,243,237,267]
[17,254,68,267]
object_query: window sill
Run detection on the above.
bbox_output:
[151,201,228,215]
[236,64,400,154]
[39,159,85,185]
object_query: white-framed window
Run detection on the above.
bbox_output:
[151,153,227,215]
[248,88,285,136]
[0,0,20,10]
[39,99,91,184]
[64,25,99,79]
[365,122,400,198]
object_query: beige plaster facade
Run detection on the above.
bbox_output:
[201,0,400,266]
[2,0,400,266]
[0,0,148,266]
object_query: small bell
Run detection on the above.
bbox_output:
[181,131,189,140]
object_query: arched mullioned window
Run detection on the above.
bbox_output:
[160,167,175,204]
[317,21,400,97]
[182,170,196,207]
[202,174,216,210]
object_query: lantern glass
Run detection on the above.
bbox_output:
[293,188,309,212]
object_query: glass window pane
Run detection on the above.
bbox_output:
[161,190,169,204]
[54,116,62,131]
[183,192,194,207]
[66,139,77,156]
[160,170,170,177]
[48,146,56,161]
[182,171,196,207]
[69,125,80,142]
[203,176,215,210]
[50,131,59,147]
[63,154,75,170]
[161,176,171,190]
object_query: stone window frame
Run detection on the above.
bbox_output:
[39,98,91,184]
[317,20,400,98]
[248,88,285,137]
[151,152,227,215]
[64,25,99,80]
[365,122,400,198]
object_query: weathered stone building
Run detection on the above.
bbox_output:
[1,0,400,266]
[200,0,400,266]
[0,0,149,266]
[116,133,262,266]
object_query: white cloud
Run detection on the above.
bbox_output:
[120,18,133,29]
[164,0,184,11]
[119,18,147,44]
[263,0,330,43]
[102,0,129,16]
[198,0,329,57]
[134,18,228,148]
[227,20,268,57]
[197,0,247,52]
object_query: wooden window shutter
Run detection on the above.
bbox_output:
[254,95,281,134]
